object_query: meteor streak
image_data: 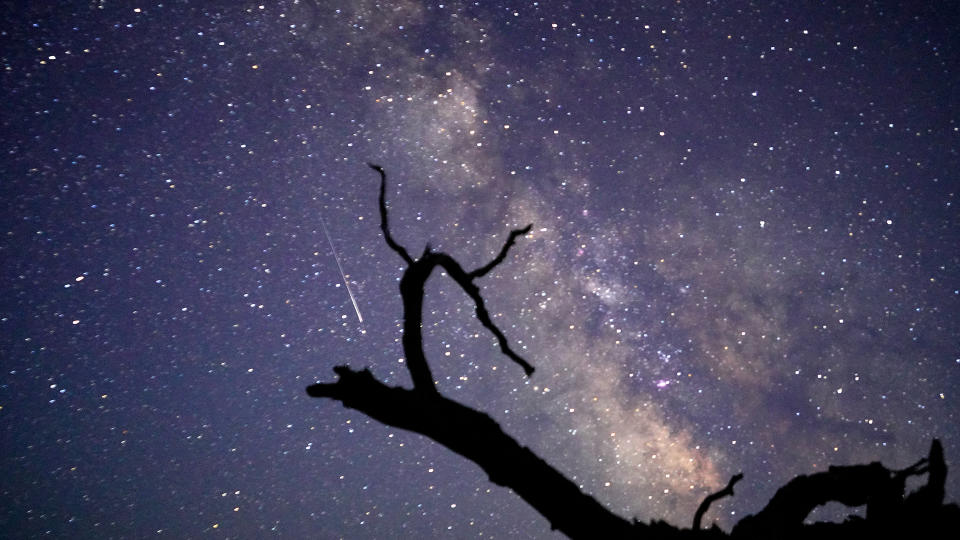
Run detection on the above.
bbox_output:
[319,215,363,323]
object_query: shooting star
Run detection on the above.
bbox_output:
[319,215,363,324]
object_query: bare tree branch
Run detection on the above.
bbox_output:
[307,366,638,538]
[369,162,413,265]
[731,457,932,537]
[436,253,535,376]
[694,473,743,530]
[894,457,929,482]
[470,224,533,278]
[907,439,946,508]
[307,164,958,539]
[396,246,535,391]
[368,165,535,388]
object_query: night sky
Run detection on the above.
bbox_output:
[2,2,958,538]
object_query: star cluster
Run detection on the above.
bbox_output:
[2,2,957,537]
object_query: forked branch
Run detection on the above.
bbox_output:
[306,365,637,538]
[371,164,534,389]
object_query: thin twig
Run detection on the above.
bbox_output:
[369,163,413,265]
[470,224,533,278]
[437,254,535,376]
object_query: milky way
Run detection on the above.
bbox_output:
[2,2,958,537]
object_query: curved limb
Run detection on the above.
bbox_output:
[693,472,743,530]
[369,163,413,265]
[470,224,533,278]
[437,254,535,376]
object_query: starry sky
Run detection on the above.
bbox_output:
[2,1,958,538]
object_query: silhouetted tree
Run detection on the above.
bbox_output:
[307,165,957,539]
